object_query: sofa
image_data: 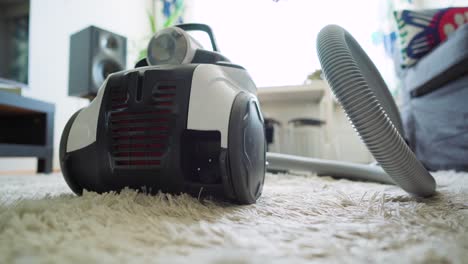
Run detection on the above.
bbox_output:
[398,23,468,171]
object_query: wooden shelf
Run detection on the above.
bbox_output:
[0,91,55,173]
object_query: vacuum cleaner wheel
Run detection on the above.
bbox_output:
[228,92,266,204]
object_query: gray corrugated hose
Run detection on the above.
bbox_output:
[266,25,436,197]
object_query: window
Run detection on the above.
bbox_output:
[188,0,392,88]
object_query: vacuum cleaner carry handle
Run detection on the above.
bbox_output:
[175,23,220,52]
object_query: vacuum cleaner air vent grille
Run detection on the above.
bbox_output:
[152,85,176,107]
[110,85,129,110]
[108,82,175,169]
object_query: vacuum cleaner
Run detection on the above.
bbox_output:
[60,23,436,204]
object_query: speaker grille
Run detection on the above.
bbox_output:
[108,82,177,169]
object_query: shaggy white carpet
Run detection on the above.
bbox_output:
[0,171,467,263]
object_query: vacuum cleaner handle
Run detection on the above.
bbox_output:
[175,23,220,52]
[144,24,230,67]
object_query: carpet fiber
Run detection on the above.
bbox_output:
[0,171,467,263]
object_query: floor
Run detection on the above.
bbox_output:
[0,171,467,263]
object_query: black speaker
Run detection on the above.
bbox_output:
[68,26,127,99]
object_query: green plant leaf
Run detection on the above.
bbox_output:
[147,10,156,34]
[138,48,148,61]
[163,0,184,28]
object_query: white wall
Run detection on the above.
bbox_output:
[0,0,152,172]
[186,0,394,89]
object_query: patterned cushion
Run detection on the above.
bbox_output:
[394,7,468,67]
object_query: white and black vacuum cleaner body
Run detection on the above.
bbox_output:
[61,23,436,205]
[61,62,266,204]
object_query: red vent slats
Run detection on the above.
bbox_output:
[152,84,176,107]
[152,101,173,106]
[114,152,164,157]
[115,160,161,166]
[114,143,164,149]
[108,82,177,169]
[158,85,176,90]
[112,134,168,141]
[111,118,169,124]
[110,86,129,111]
